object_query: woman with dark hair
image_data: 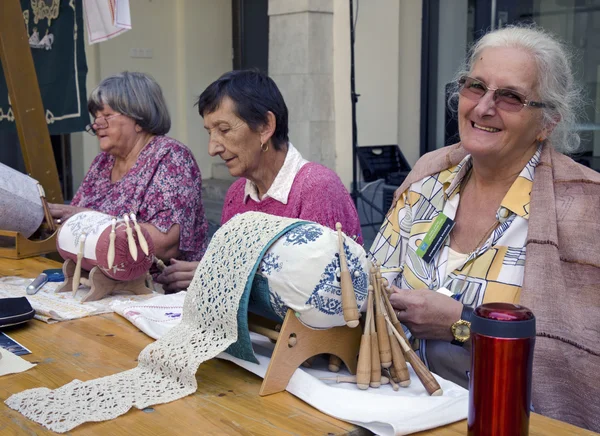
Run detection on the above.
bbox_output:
[49,71,208,262]
[156,69,361,292]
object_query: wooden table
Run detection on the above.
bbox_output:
[0,257,596,435]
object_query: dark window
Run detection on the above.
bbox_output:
[232,0,269,73]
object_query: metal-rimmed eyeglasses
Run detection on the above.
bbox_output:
[458,76,549,112]
[85,113,122,136]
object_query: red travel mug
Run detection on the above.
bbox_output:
[468,303,536,436]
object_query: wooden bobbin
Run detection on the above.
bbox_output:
[328,355,343,372]
[371,268,392,368]
[379,274,410,387]
[389,366,399,383]
[123,214,138,261]
[37,184,55,232]
[369,298,382,388]
[385,316,443,396]
[356,285,373,390]
[248,322,297,347]
[380,285,442,395]
[107,217,116,269]
[386,369,400,391]
[154,256,167,272]
[301,357,316,368]
[335,222,360,328]
[320,375,390,385]
[387,323,411,387]
[72,233,86,296]
[130,213,149,256]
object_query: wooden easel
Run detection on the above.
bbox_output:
[0,0,63,204]
[0,1,65,259]
[56,259,153,303]
[248,310,362,396]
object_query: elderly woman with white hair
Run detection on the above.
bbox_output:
[370,25,599,431]
[49,71,208,262]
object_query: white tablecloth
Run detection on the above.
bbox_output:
[112,293,469,435]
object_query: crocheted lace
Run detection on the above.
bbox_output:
[5,212,299,433]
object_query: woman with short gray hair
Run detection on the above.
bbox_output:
[49,71,208,263]
[371,25,599,431]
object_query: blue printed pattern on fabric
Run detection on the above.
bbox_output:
[260,253,282,275]
[269,291,289,320]
[258,222,369,329]
[282,224,324,246]
[306,243,368,315]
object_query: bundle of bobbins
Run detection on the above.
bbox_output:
[327,263,443,396]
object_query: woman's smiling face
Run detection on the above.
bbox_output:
[458,46,546,162]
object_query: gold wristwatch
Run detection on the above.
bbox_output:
[451,306,474,346]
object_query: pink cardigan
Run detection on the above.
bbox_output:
[221,162,363,245]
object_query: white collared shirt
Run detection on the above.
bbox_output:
[243,142,308,204]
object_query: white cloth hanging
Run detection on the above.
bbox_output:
[82,0,131,44]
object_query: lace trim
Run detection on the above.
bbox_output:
[6,212,300,433]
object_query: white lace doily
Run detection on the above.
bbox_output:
[5,212,300,433]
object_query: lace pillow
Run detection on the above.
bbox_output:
[57,211,154,281]
[229,221,368,362]
[258,222,368,327]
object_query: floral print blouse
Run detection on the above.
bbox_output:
[71,135,208,261]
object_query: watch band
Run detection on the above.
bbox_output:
[461,305,474,323]
[451,305,474,346]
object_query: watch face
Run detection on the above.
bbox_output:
[456,325,469,337]
[452,320,471,342]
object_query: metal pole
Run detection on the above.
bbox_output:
[350,0,359,205]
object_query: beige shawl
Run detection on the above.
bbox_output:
[392,143,600,432]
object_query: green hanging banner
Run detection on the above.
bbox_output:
[0,0,88,135]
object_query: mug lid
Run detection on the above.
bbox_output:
[472,303,536,338]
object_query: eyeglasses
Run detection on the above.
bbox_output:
[85,113,122,136]
[458,76,548,112]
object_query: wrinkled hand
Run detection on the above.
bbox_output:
[155,259,199,293]
[389,286,462,341]
[48,203,92,225]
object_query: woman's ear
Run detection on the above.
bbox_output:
[135,124,142,133]
[539,114,560,142]
[259,111,276,144]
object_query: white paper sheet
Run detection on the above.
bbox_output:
[0,348,36,377]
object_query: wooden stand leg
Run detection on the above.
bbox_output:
[56,260,153,302]
[82,267,153,302]
[56,259,76,293]
[259,309,362,396]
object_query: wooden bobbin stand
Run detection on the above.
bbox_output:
[56,259,153,303]
[248,310,362,396]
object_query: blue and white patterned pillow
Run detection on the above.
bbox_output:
[256,222,369,329]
